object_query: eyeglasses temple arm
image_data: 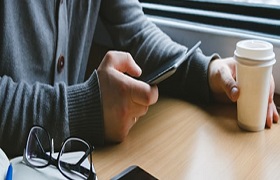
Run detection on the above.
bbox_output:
[75,148,93,166]
[32,133,47,154]
[59,160,96,179]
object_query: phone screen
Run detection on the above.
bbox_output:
[111,165,158,180]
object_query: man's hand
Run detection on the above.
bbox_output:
[97,51,158,142]
[208,57,279,128]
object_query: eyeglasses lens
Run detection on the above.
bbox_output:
[58,138,93,180]
[26,126,51,167]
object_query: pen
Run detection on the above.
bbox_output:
[5,164,13,180]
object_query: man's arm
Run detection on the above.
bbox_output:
[100,0,218,104]
[0,71,104,158]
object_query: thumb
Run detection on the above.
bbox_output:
[221,72,239,102]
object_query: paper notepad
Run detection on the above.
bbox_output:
[0,148,97,180]
[0,148,10,180]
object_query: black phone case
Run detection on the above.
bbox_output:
[110,165,158,180]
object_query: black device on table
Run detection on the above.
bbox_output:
[111,165,158,180]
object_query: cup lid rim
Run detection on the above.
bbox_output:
[234,51,275,61]
[235,40,275,61]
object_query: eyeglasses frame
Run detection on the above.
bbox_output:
[23,125,96,180]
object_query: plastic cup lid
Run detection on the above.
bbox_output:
[234,39,275,61]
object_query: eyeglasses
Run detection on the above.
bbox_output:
[23,125,96,180]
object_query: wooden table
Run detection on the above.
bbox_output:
[92,97,280,180]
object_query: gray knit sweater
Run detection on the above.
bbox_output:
[0,0,217,157]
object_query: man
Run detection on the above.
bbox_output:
[0,0,278,157]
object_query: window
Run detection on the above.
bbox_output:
[227,0,280,6]
[139,0,280,37]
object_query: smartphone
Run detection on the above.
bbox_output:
[111,165,158,180]
[140,41,201,85]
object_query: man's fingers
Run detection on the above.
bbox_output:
[268,75,275,103]
[266,103,273,128]
[130,80,158,106]
[266,76,278,128]
[273,103,279,123]
[104,51,142,77]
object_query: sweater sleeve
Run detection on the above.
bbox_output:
[100,0,219,104]
[0,75,69,158]
[159,49,220,104]
[0,71,103,158]
[67,70,104,147]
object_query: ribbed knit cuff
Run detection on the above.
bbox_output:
[67,70,104,146]
[183,49,220,104]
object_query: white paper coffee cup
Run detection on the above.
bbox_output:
[235,39,276,131]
